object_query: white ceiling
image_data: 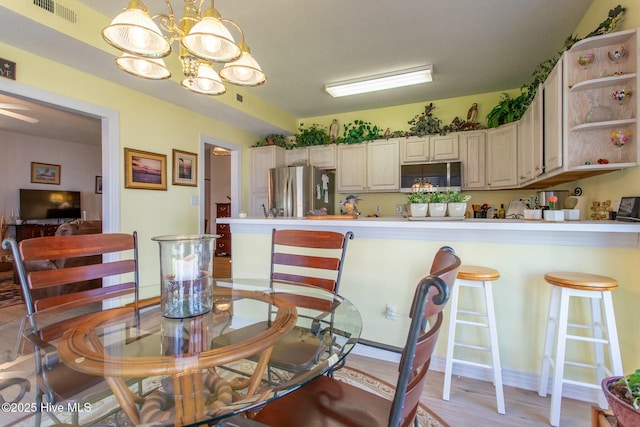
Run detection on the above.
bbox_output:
[0,0,594,142]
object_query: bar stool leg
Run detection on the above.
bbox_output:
[602,291,623,377]
[591,295,607,409]
[484,281,505,414]
[538,285,561,398]
[549,288,571,427]
[442,280,461,401]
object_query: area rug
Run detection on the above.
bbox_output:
[0,270,22,308]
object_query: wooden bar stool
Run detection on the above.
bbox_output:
[442,265,505,414]
[538,271,623,427]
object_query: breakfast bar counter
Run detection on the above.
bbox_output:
[217,216,640,403]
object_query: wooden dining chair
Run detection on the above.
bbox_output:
[212,229,354,379]
[2,232,140,426]
[250,246,461,427]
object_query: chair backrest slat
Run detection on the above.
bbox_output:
[2,232,139,317]
[270,229,353,295]
[390,246,460,427]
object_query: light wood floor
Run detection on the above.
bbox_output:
[0,302,594,427]
[346,353,593,427]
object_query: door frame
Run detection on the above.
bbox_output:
[0,79,119,233]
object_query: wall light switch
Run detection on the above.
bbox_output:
[190,195,199,206]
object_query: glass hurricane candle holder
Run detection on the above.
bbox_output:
[152,234,218,318]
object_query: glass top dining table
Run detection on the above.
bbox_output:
[0,278,362,427]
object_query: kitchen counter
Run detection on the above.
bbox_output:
[219,215,640,403]
[217,216,640,247]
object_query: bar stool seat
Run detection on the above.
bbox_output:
[538,271,623,427]
[442,265,505,414]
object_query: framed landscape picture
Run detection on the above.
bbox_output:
[124,148,167,190]
[172,149,197,187]
[31,162,60,185]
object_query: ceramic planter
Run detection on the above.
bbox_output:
[524,209,542,220]
[429,202,447,217]
[543,210,564,221]
[409,203,428,217]
[602,377,640,427]
[447,202,467,217]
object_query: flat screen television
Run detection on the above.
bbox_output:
[19,189,81,221]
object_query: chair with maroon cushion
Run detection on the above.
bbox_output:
[2,232,139,426]
[251,246,461,427]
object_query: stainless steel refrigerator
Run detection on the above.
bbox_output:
[268,166,335,217]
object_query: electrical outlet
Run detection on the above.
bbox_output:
[396,204,402,214]
[375,205,381,214]
[385,304,398,320]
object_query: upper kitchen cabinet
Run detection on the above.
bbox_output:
[251,146,286,193]
[285,147,309,166]
[518,90,543,184]
[309,145,337,169]
[565,28,638,171]
[336,139,400,193]
[336,143,367,193]
[400,134,459,164]
[367,139,400,191]
[544,59,564,173]
[486,122,518,189]
[459,131,486,189]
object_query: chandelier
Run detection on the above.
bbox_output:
[102,0,267,96]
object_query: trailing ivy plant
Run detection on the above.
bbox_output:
[339,120,382,144]
[295,123,330,147]
[486,93,530,129]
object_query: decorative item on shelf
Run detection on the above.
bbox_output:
[548,195,558,210]
[612,89,632,104]
[341,195,361,216]
[590,200,611,220]
[585,92,613,123]
[607,46,627,63]
[577,53,595,68]
[152,234,217,319]
[611,129,630,148]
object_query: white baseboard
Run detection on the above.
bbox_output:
[351,343,603,405]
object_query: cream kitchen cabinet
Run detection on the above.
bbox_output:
[367,139,400,191]
[459,131,486,189]
[250,146,285,216]
[309,145,337,169]
[400,134,459,164]
[336,139,399,193]
[285,147,308,166]
[336,144,367,193]
[543,58,563,173]
[518,91,543,184]
[486,122,518,189]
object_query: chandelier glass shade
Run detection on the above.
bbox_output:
[102,0,267,95]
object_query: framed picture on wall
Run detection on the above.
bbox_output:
[172,149,197,187]
[95,176,102,194]
[124,148,167,190]
[31,162,60,185]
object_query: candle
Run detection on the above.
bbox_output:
[175,254,199,281]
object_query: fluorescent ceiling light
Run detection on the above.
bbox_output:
[325,65,433,97]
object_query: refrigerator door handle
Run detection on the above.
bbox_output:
[285,170,292,217]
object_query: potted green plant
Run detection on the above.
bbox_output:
[407,191,430,217]
[602,370,640,427]
[427,190,447,217]
[339,120,382,145]
[446,191,471,217]
[295,123,330,147]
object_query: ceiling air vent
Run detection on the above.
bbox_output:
[32,0,77,24]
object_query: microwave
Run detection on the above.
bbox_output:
[400,161,462,193]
